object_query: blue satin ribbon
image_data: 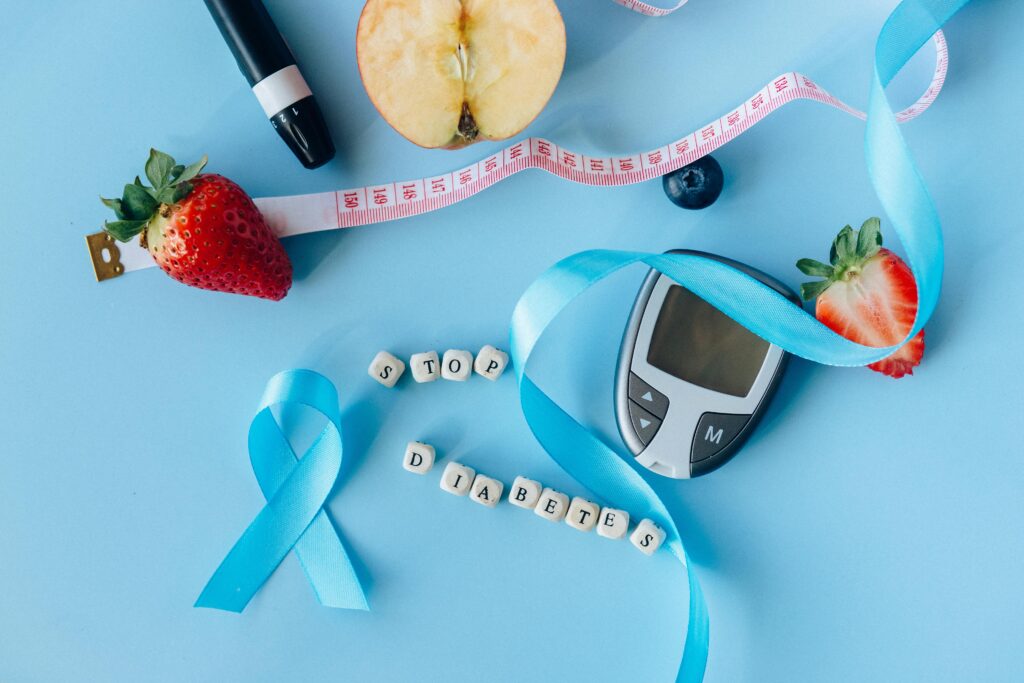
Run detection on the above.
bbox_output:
[509,0,969,680]
[196,370,368,613]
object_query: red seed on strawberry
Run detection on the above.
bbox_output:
[100,149,292,300]
[796,218,924,378]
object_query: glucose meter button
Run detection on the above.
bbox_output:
[628,400,662,446]
[691,412,750,463]
[627,373,669,419]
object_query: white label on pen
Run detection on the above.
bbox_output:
[252,65,313,118]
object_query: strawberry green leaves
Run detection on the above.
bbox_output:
[795,258,833,278]
[174,156,207,186]
[795,257,834,300]
[123,182,158,218]
[103,219,150,242]
[797,276,833,302]
[831,225,857,265]
[856,217,882,257]
[100,196,126,218]
[100,149,208,242]
[155,184,190,206]
[145,149,176,189]
[797,217,886,300]
[100,181,157,242]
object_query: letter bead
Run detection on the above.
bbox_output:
[565,497,600,532]
[596,507,630,540]
[402,441,436,475]
[470,474,504,508]
[410,351,441,383]
[368,350,405,388]
[440,462,475,496]
[473,345,509,381]
[534,488,569,522]
[441,349,473,381]
[508,476,542,509]
[629,518,666,556]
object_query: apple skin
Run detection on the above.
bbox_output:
[355,0,566,150]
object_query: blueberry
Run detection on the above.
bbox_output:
[662,155,724,210]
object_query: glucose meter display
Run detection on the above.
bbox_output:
[647,285,770,397]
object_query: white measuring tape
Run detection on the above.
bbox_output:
[612,0,693,18]
[89,5,948,278]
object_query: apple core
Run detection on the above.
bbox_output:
[357,0,566,149]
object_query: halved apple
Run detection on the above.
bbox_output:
[356,0,566,149]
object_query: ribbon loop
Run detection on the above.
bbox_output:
[196,370,367,613]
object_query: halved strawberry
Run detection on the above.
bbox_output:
[101,149,292,300]
[797,218,924,378]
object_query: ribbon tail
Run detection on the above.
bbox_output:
[293,511,369,610]
[519,375,708,680]
[678,555,710,683]
[194,498,319,613]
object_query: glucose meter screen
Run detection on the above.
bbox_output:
[647,285,770,397]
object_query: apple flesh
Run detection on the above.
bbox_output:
[356,0,566,149]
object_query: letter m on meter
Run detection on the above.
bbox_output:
[704,425,724,444]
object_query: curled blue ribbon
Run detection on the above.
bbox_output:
[509,0,969,680]
[196,370,368,613]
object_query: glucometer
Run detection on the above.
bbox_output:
[615,250,801,479]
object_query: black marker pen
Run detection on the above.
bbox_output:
[205,0,335,169]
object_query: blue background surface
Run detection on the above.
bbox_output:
[2,0,1022,680]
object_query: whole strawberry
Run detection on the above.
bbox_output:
[101,150,292,300]
[797,218,924,378]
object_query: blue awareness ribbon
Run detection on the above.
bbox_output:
[508,0,970,680]
[195,369,368,613]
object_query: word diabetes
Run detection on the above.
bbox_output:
[402,440,666,556]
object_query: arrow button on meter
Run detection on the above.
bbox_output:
[628,373,669,419]
[627,400,662,446]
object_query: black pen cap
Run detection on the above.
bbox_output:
[205,0,335,168]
